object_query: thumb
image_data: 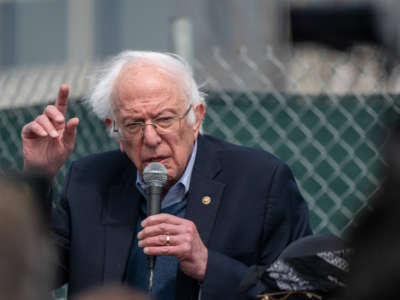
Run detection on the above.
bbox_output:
[63,117,79,151]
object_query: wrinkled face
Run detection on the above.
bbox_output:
[108,62,204,188]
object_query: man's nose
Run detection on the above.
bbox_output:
[142,123,162,147]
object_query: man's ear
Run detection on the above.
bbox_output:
[104,118,112,128]
[119,142,125,153]
[193,104,206,137]
[105,118,125,152]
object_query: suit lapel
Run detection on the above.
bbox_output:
[176,135,225,300]
[186,135,225,243]
[186,173,225,245]
[102,165,142,283]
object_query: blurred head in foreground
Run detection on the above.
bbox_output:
[71,284,152,300]
[0,174,54,300]
[344,122,400,300]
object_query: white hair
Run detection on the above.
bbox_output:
[86,50,206,125]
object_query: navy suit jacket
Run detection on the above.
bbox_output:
[52,134,312,299]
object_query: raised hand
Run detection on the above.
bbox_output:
[137,213,208,281]
[21,85,79,180]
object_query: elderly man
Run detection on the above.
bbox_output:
[21,51,312,300]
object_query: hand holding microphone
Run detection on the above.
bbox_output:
[138,162,208,284]
[142,162,168,293]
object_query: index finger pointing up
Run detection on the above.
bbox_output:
[56,85,69,117]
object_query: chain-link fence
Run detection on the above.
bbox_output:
[1,45,399,238]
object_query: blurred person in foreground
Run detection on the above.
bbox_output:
[0,174,55,300]
[343,121,400,300]
[21,51,312,300]
[72,284,151,300]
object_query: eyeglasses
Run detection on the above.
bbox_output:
[112,105,192,140]
[257,290,322,300]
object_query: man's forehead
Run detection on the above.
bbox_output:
[119,60,175,79]
[118,60,179,88]
[113,61,186,107]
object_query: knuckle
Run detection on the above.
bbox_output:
[160,247,170,255]
[159,223,166,232]
[44,105,55,113]
[35,115,45,123]
[185,234,194,243]
[32,122,41,129]
[186,225,194,235]
[182,243,191,253]
[31,123,41,132]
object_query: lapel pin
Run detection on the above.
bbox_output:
[202,196,211,205]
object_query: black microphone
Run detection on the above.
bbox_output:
[142,162,168,294]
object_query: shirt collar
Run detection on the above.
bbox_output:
[136,139,198,208]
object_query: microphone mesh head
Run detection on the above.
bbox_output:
[143,162,168,187]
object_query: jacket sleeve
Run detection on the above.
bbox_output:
[200,163,312,300]
[50,163,74,288]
